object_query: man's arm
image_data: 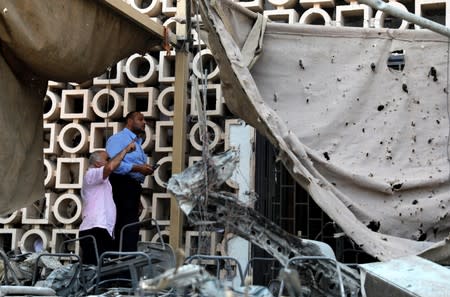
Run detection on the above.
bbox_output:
[106,135,134,174]
[131,163,154,176]
[103,141,135,179]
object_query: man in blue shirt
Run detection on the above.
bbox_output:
[106,111,154,251]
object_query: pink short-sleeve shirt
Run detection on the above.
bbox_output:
[79,167,116,237]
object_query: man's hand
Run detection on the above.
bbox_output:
[134,164,155,176]
[125,141,136,153]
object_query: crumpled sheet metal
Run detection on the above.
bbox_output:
[167,149,239,214]
[198,0,450,263]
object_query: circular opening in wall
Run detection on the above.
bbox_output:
[58,198,79,220]
[23,234,45,253]
[307,13,326,25]
[135,0,152,9]
[200,55,218,76]
[97,94,116,113]
[43,96,53,114]
[387,50,405,72]
[63,128,82,148]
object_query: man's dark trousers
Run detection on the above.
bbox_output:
[109,173,141,252]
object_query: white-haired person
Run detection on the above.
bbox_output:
[79,140,135,265]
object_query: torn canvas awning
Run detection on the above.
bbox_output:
[0,0,163,215]
[199,0,450,263]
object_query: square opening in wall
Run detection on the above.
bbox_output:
[64,94,85,114]
[155,122,174,152]
[159,51,176,83]
[421,3,446,25]
[0,234,13,253]
[92,127,114,150]
[341,10,364,27]
[152,194,171,224]
[25,199,48,220]
[43,127,51,151]
[54,232,78,254]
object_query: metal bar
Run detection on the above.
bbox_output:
[61,235,99,265]
[170,0,189,250]
[96,0,177,45]
[358,0,450,37]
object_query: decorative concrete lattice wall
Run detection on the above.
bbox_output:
[0,0,446,257]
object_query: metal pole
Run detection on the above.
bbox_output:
[358,0,450,38]
[170,0,189,250]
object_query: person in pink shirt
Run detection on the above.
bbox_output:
[79,140,135,265]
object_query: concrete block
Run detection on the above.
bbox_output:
[268,0,298,9]
[92,88,124,119]
[155,121,173,152]
[43,90,61,121]
[188,156,202,167]
[61,89,95,121]
[125,53,159,85]
[141,125,155,153]
[153,155,172,188]
[0,228,24,252]
[22,193,56,225]
[55,157,88,189]
[129,0,162,16]
[235,0,264,12]
[336,3,372,27]
[52,193,82,225]
[139,195,152,221]
[185,231,219,262]
[300,0,335,8]
[189,120,223,151]
[264,9,299,24]
[89,122,124,152]
[151,193,171,225]
[124,87,159,118]
[158,50,177,84]
[190,84,224,117]
[0,211,22,225]
[43,122,62,155]
[299,7,332,25]
[192,49,220,82]
[19,228,51,253]
[157,86,175,117]
[161,0,177,16]
[374,1,409,29]
[57,123,90,154]
[415,0,449,29]
[44,159,56,189]
[51,229,79,254]
[93,60,126,87]
[151,229,170,243]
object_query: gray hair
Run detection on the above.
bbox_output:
[89,150,106,166]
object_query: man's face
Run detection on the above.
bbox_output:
[95,151,108,168]
[128,112,146,134]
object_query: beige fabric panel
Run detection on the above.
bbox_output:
[0,0,160,82]
[0,0,161,214]
[200,0,450,262]
[0,54,47,215]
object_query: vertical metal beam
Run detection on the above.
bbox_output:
[170,0,189,249]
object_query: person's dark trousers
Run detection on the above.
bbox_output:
[79,227,113,266]
[109,173,142,252]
